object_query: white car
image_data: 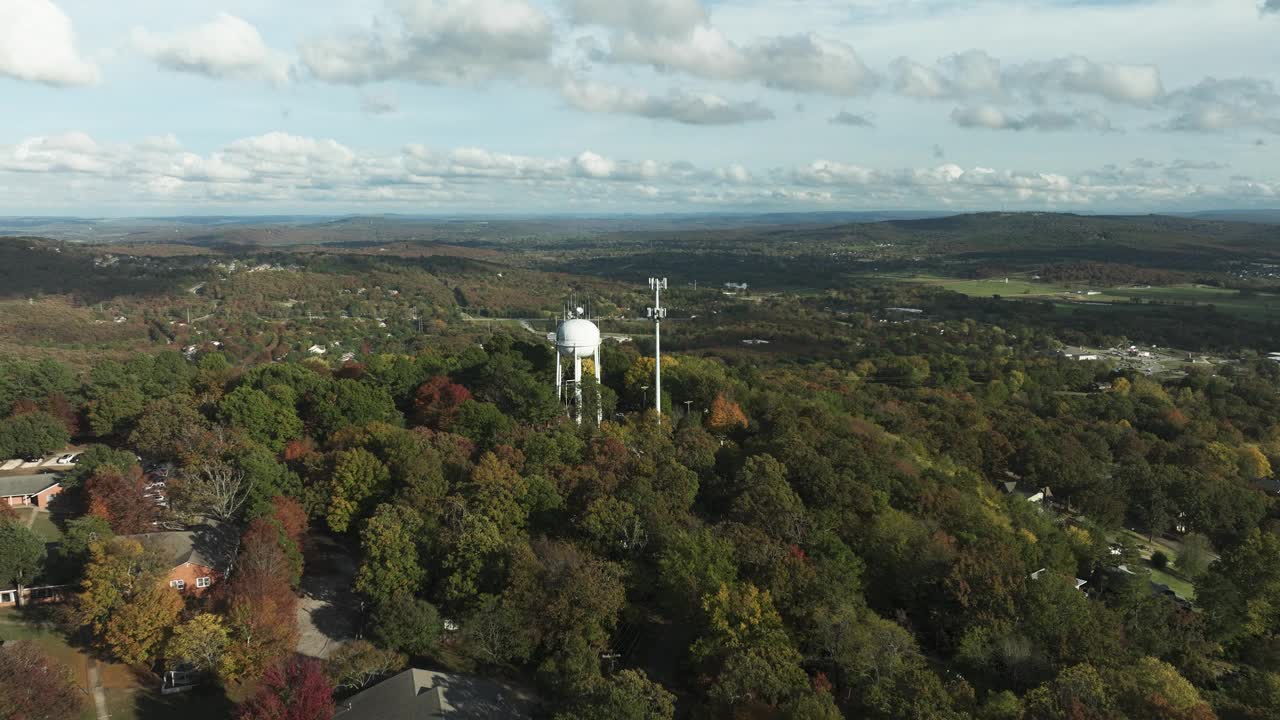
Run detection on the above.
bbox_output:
[55,453,79,465]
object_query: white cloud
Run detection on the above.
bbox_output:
[951,105,1116,132]
[0,0,99,86]
[892,51,1162,107]
[132,13,292,84]
[1159,77,1280,133]
[0,129,1275,212]
[561,78,774,124]
[301,0,554,85]
[562,0,706,38]
[608,28,876,96]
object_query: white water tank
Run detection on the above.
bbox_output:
[556,318,600,358]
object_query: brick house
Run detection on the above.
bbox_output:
[0,474,62,508]
[127,529,230,596]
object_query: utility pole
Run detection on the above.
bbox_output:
[647,278,667,425]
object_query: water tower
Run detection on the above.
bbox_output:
[556,305,602,424]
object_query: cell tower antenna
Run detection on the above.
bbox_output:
[647,277,667,425]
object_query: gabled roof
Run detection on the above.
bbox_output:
[0,474,60,498]
[126,526,233,572]
[334,669,535,720]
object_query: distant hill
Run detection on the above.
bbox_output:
[1177,209,1280,225]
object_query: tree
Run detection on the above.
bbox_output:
[325,448,391,533]
[55,515,113,577]
[218,386,303,453]
[0,641,84,720]
[370,593,442,657]
[355,504,425,608]
[177,457,250,522]
[129,396,209,461]
[167,614,230,674]
[1239,444,1272,481]
[86,386,146,437]
[325,640,406,692]
[413,376,471,430]
[1023,663,1114,720]
[220,519,301,682]
[0,521,45,590]
[554,670,676,720]
[238,657,334,720]
[690,583,809,711]
[1175,533,1214,579]
[0,412,70,459]
[84,465,156,534]
[76,537,182,666]
[707,395,748,435]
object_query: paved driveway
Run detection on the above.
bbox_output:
[296,533,360,659]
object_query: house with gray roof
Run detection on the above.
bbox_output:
[0,474,62,508]
[334,669,536,719]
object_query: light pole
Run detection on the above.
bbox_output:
[683,400,693,419]
[641,385,649,410]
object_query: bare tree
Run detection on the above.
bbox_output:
[176,459,249,522]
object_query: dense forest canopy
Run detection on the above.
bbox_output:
[1,213,1280,719]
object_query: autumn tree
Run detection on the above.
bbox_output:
[0,641,84,720]
[707,395,748,435]
[167,613,230,674]
[220,519,301,682]
[76,537,183,666]
[238,657,334,720]
[84,465,157,534]
[413,376,471,430]
[130,396,209,461]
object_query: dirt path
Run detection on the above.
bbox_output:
[85,657,109,720]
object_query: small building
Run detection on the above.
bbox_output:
[308,344,327,355]
[0,584,70,608]
[0,474,62,508]
[334,669,536,720]
[126,529,231,596]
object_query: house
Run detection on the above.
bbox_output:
[334,669,536,720]
[308,344,327,355]
[0,474,62,508]
[0,584,70,608]
[126,529,231,596]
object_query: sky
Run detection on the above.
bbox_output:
[0,0,1277,215]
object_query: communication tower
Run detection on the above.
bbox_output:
[647,278,667,425]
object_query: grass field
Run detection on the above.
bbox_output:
[891,274,1280,319]
[13,507,64,543]
[0,608,232,720]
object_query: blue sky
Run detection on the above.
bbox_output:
[0,0,1277,214]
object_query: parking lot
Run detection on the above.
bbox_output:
[0,448,83,473]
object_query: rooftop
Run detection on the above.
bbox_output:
[334,669,536,720]
[0,473,60,498]
[126,526,233,571]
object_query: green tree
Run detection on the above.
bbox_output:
[218,386,302,452]
[0,412,70,458]
[0,521,46,590]
[1175,533,1214,579]
[86,386,146,437]
[370,593,441,657]
[554,670,676,720]
[129,396,208,461]
[325,448,391,533]
[355,504,425,607]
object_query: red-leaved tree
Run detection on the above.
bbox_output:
[0,640,85,720]
[85,465,157,534]
[219,517,301,682]
[412,376,471,430]
[238,656,334,720]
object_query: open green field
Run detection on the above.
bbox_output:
[891,274,1280,319]
[14,507,64,543]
